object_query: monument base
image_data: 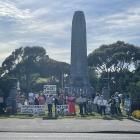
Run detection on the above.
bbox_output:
[64,86,94,98]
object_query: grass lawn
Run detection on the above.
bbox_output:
[0,112,127,120]
[0,105,127,120]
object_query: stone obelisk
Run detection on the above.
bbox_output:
[70,11,90,96]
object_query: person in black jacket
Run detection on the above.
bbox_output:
[114,92,122,115]
[108,95,116,116]
[34,97,39,105]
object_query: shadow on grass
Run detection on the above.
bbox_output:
[0,113,127,121]
[103,115,124,121]
[0,114,10,119]
[44,113,126,120]
[0,114,47,119]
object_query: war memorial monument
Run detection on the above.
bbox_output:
[69,11,92,97]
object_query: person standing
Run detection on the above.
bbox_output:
[86,99,93,114]
[98,95,107,116]
[94,93,100,113]
[124,95,132,118]
[76,95,84,116]
[108,95,116,116]
[38,94,46,105]
[67,96,76,115]
[46,95,53,117]
[34,97,39,105]
[54,95,59,117]
[83,95,87,115]
[114,92,121,115]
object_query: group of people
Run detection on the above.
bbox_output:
[94,94,108,116]
[17,91,132,118]
[64,92,132,117]
[94,92,121,116]
[93,92,132,117]
[23,93,64,116]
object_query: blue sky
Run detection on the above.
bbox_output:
[0,0,140,64]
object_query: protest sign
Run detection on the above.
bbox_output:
[21,105,45,115]
[44,85,56,95]
[56,105,68,116]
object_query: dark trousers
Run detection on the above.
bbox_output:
[99,106,106,116]
[0,103,4,114]
[96,105,100,113]
[48,104,52,115]
[83,102,87,114]
[111,105,116,115]
[79,104,84,115]
[116,107,122,115]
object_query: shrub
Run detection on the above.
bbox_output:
[132,110,140,119]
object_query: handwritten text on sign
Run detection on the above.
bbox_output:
[21,105,45,114]
[56,105,68,116]
[44,85,56,95]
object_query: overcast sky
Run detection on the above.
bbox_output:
[0,0,140,65]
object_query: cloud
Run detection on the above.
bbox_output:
[0,0,140,66]
[105,7,140,29]
[0,41,19,64]
[86,3,140,52]
[0,1,32,20]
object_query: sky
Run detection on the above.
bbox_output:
[0,0,140,65]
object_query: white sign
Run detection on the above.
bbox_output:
[21,105,45,114]
[56,105,68,116]
[44,85,56,95]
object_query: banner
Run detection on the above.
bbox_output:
[21,105,45,115]
[56,105,68,116]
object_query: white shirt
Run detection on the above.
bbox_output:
[94,96,99,104]
[97,99,107,106]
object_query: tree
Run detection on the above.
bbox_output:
[88,41,140,74]
[88,41,140,96]
[2,47,23,74]
[1,46,70,94]
[1,46,46,93]
[88,67,99,90]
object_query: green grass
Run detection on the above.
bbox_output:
[0,113,127,120]
[0,105,127,120]
[0,114,46,119]
[54,112,127,120]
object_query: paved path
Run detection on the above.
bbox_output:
[0,118,139,133]
[0,133,140,140]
